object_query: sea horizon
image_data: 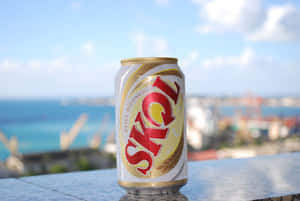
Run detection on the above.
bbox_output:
[0,99,300,161]
[1,92,300,101]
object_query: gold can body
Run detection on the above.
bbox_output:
[115,57,187,194]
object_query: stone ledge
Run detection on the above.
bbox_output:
[1,152,300,201]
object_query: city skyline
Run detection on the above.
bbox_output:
[0,0,300,98]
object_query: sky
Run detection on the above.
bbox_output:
[0,0,300,98]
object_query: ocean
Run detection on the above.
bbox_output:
[0,100,300,161]
[0,100,115,161]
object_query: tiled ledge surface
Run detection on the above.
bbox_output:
[1,152,300,201]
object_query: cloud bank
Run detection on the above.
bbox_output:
[192,0,300,42]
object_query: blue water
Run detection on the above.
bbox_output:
[0,100,115,160]
[0,100,300,161]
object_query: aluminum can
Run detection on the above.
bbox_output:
[115,57,187,195]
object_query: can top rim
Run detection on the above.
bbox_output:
[121,57,178,65]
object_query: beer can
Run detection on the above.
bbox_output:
[115,57,187,195]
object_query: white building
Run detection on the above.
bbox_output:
[186,97,219,150]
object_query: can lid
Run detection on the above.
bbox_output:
[121,57,178,65]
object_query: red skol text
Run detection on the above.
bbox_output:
[125,76,180,175]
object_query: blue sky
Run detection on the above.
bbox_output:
[0,0,299,98]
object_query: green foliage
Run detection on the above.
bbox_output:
[108,153,117,168]
[23,171,37,177]
[254,137,263,145]
[76,156,93,171]
[49,164,67,174]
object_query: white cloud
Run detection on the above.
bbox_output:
[194,0,264,33]
[179,47,300,95]
[0,57,72,73]
[155,0,169,5]
[27,60,42,70]
[82,41,94,56]
[202,48,256,68]
[247,4,300,42]
[152,37,168,54]
[192,0,300,42]
[0,57,118,97]
[195,24,216,34]
[132,32,146,56]
[0,60,22,72]
[47,57,71,73]
[131,32,170,57]
[52,44,64,55]
[180,51,200,67]
[71,1,81,9]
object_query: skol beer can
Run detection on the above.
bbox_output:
[115,57,187,195]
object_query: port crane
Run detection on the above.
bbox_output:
[89,114,110,149]
[0,131,19,156]
[60,113,88,150]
